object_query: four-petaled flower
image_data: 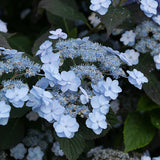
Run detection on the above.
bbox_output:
[53,115,79,138]
[127,69,148,89]
[120,30,136,46]
[58,71,81,92]
[5,86,29,108]
[89,0,111,15]
[49,28,67,39]
[140,0,158,18]
[153,54,160,69]
[86,111,107,134]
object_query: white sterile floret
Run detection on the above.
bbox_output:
[0,101,11,125]
[36,40,53,57]
[120,30,136,46]
[27,146,44,160]
[127,69,148,89]
[88,12,101,27]
[49,28,67,39]
[80,87,89,104]
[86,111,107,134]
[0,19,8,33]
[58,71,81,92]
[118,49,140,66]
[153,54,160,69]
[152,14,160,25]
[91,95,110,115]
[51,141,64,156]
[5,86,29,108]
[53,115,79,138]
[89,0,111,15]
[10,143,27,160]
[140,0,158,18]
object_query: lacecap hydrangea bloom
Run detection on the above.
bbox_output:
[120,30,136,46]
[53,115,79,138]
[49,28,67,39]
[127,69,148,89]
[10,143,27,160]
[89,0,111,15]
[140,0,158,18]
[0,101,11,125]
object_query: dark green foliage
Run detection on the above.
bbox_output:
[0,118,25,149]
[124,112,155,152]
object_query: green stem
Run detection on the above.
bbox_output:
[63,18,69,34]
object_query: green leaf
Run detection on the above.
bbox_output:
[135,54,160,105]
[107,108,119,126]
[124,112,155,152]
[55,133,85,160]
[8,34,32,53]
[0,33,11,49]
[138,96,160,111]
[0,118,25,149]
[39,0,87,23]
[150,109,160,129]
[10,106,31,118]
[68,28,77,38]
[99,6,130,38]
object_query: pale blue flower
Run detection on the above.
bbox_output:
[27,146,44,160]
[53,115,79,138]
[140,0,158,18]
[51,142,64,156]
[0,101,11,125]
[35,77,49,89]
[26,86,53,110]
[58,71,81,92]
[5,86,29,108]
[120,30,136,46]
[92,77,122,100]
[127,69,148,89]
[42,64,61,86]
[91,95,110,115]
[10,143,27,160]
[49,28,67,39]
[40,52,60,66]
[89,0,111,15]
[36,40,53,57]
[118,49,140,66]
[38,100,65,122]
[80,87,89,104]
[86,111,107,134]
[152,14,160,25]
